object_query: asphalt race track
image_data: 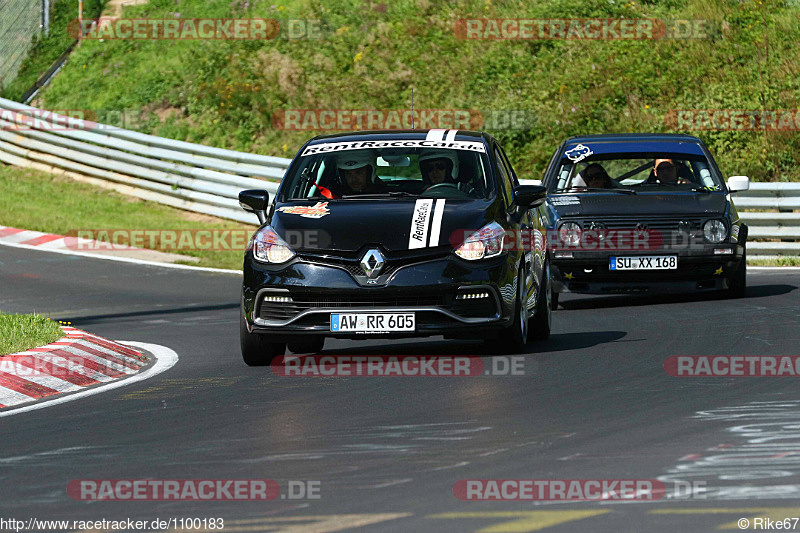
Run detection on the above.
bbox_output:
[2,243,800,532]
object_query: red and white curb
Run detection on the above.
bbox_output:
[0,326,151,409]
[0,226,97,250]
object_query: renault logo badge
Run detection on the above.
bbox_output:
[360,249,385,278]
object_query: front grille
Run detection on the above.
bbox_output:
[291,292,447,307]
[579,217,705,232]
[258,290,448,322]
[258,289,500,322]
[298,250,445,280]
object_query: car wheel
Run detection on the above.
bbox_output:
[529,262,552,340]
[288,337,325,354]
[727,250,747,298]
[550,287,560,310]
[240,308,286,366]
[499,265,530,354]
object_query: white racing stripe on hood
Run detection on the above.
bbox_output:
[409,199,434,249]
[445,129,458,141]
[429,199,446,247]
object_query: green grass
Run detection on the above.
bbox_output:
[0,313,64,356]
[18,0,800,181]
[0,165,255,269]
[0,0,106,101]
[749,256,800,266]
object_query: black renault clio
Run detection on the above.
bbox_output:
[238,130,551,365]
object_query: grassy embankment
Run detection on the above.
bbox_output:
[0,313,64,356]
[24,0,800,181]
[0,165,254,269]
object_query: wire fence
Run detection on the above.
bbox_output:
[0,0,44,91]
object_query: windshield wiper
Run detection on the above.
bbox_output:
[341,191,418,199]
[554,187,636,195]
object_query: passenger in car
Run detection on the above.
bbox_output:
[420,150,475,195]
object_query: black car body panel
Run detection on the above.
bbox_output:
[543,134,748,296]
[240,130,550,348]
[269,198,494,253]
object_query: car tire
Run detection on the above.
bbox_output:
[287,337,325,354]
[499,265,530,354]
[727,250,747,298]
[529,262,552,340]
[240,308,286,366]
[550,288,560,310]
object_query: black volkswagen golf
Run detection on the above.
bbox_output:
[238,130,551,365]
[542,133,749,307]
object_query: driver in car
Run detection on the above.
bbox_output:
[652,158,690,185]
[419,150,475,195]
[336,151,386,195]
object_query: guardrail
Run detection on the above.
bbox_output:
[735,183,800,256]
[0,97,797,255]
[0,97,289,224]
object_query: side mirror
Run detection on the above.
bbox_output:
[239,189,270,224]
[513,184,547,208]
[727,176,749,193]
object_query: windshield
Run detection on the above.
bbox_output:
[281,147,495,201]
[549,152,723,193]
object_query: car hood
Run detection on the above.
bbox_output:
[549,192,727,218]
[270,198,493,253]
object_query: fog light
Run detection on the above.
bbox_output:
[714,247,734,255]
[554,251,574,259]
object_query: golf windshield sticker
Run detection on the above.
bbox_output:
[301,139,486,156]
[409,199,434,249]
[277,201,330,218]
[564,143,594,163]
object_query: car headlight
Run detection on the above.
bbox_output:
[246,226,296,263]
[455,222,506,260]
[703,219,727,243]
[558,221,582,247]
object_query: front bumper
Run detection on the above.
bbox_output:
[551,245,745,295]
[242,252,520,340]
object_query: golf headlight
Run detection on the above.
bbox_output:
[558,221,582,246]
[247,226,296,263]
[703,219,727,243]
[455,222,505,260]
